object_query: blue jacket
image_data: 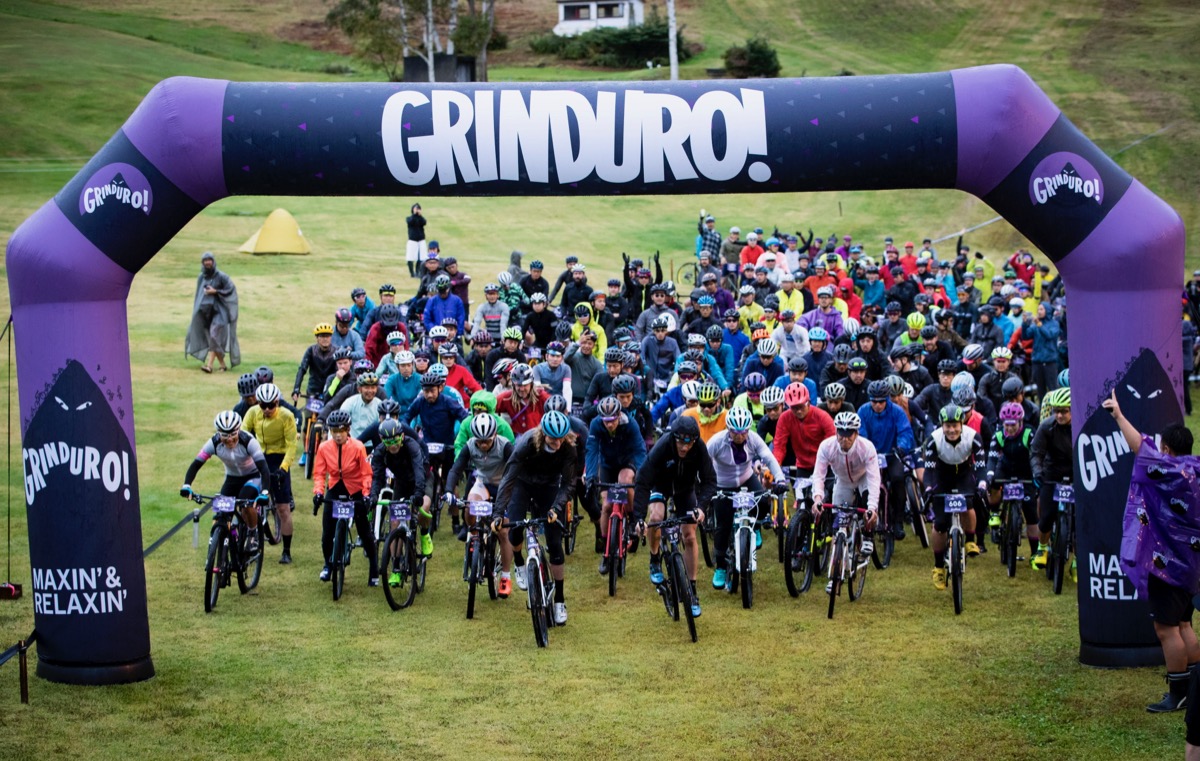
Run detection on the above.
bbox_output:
[651,385,686,423]
[740,354,784,390]
[585,414,647,478]
[854,277,886,310]
[351,297,375,337]
[773,374,817,400]
[708,343,736,386]
[385,371,422,410]
[857,400,916,456]
[723,327,749,361]
[402,392,468,447]
[1026,309,1061,363]
[802,348,832,390]
[423,293,466,332]
[674,352,728,390]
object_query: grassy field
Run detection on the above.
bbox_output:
[0,0,1197,758]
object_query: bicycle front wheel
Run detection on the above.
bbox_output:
[907,479,929,549]
[332,520,347,601]
[783,510,810,597]
[263,499,281,546]
[699,517,713,568]
[381,528,414,610]
[950,529,964,615]
[204,525,225,613]
[607,515,621,597]
[674,554,697,643]
[485,534,499,601]
[849,533,868,601]
[1005,502,1022,578]
[739,530,753,610]
[528,556,549,648]
[1052,513,1068,595]
[238,522,264,594]
[827,533,846,620]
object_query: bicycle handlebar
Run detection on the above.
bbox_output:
[186,492,256,506]
[646,511,699,529]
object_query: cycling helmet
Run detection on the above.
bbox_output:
[378,399,401,418]
[470,414,499,440]
[379,304,401,326]
[743,372,767,392]
[1001,377,1024,399]
[554,321,574,341]
[435,274,451,291]
[351,287,367,299]
[888,345,910,361]
[706,325,724,343]
[438,344,459,357]
[867,380,890,401]
[763,296,780,310]
[697,295,716,307]
[857,324,876,338]
[833,411,862,431]
[697,382,721,405]
[254,366,274,384]
[952,386,975,407]
[905,313,926,330]
[597,396,622,419]
[420,371,443,387]
[680,380,701,401]
[939,404,967,425]
[574,303,590,317]
[378,418,403,441]
[472,331,493,346]
[684,348,705,364]
[885,301,902,314]
[951,371,975,392]
[751,328,770,343]
[903,383,915,399]
[808,327,829,342]
[510,364,533,386]
[825,382,847,401]
[999,402,1025,423]
[1057,368,1070,388]
[687,333,706,348]
[962,344,985,362]
[757,338,779,357]
[379,283,396,294]
[663,281,676,296]
[783,383,810,407]
[413,348,431,361]
[237,373,258,397]
[545,341,566,355]
[313,322,333,336]
[726,406,754,433]
[212,411,241,437]
[491,358,517,378]
[531,292,548,304]
[540,410,570,438]
[357,372,379,387]
[937,359,957,375]
[502,327,523,341]
[332,348,354,363]
[255,383,280,404]
[498,271,513,287]
[832,344,854,363]
[787,356,809,373]
[612,375,637,395]
[604,347,625,364]
[484,282,500,294]
[545,394,568,413]
[723,308,740,321]
[651,316,671,331]
[915,294,932,306]
[817,286,835,298]
[326,410,351,430]
[677,361,699,377]
[991,346,1013,360]
[387,350,412,366]
[880,375,903,398]
[919,325,939,340]
[429,326,450,340]
[761,386,785,408]
[530,260,545,270]
[843,318,861,338]
[1045,387,1071,409]
[739,285,755,296]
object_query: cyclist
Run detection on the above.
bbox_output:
[802,327,832,388]
[312,410,376,585]
[374,331,409,385]
[463,331,493,387]
[986,402,1038,558]
[819,343,855,393]
[484,326,527,382]
[292,323,338,406]
[357,399,422,456]
[444,414,516,593]
[339,371,382,439]
[242,383,298,564]
[1030,387,1074,571]
[649,360,701,424]
[232,373,260,418]
[837,357,871,409]
[889,343,934,396]
[757,385,787,448]
[438,343,482,400]
[919,325,955,376]
[858,379,916,539]
[532,341,573,402]
[369,418,431,582]
[922,404,987,590]
[402,371,469,538]
[633,416,717,618]
[914,359,957,428]
[332,307,366,360]
[730,371,767,420]
[495,411,578,625]
[742,338,784,388]
[349,287,374,336]
[496,363,550,436]
[773,382,835,477]
[452,390,516,457]
[978,346,1018,413]
[706,324,737,385]
[384,350,421,409]
[810,411,882,590]
[707,406,786,589]
[365,304,407,367]
[894,312,926,349]
[682,381,727,443]
[854,324,888,381]
[180,411,271,555]
[586,396,648,576]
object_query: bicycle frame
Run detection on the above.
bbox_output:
[825,505,869,585]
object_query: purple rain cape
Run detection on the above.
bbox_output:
[1121,436,1200,597]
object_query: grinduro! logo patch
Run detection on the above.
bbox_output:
[1028,152,1103,208]
[78,163,153,216]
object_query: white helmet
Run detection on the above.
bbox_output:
[254,383,280,404]
[214,410,242,434]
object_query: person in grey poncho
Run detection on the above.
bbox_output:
[185,251,240,372]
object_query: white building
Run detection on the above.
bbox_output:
[553,0,645,37]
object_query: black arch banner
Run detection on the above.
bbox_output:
[6,66,1185,683]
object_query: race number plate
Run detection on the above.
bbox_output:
[1003,483,1025,501]
[877,454,888,469]
[945,494,969,514]
[212,496,237,514]
[732,492,757,511]
[469,502,494,518]
[390,504,411,522]
[1054,483,1075,504]
[427,442,445,454]
[332,500,355,520]
[306,397,324,413]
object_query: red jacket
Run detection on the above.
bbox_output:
[313,437,372,497]
[443,362,482,400]
[773,406,835,470]
[365,321,408,366]
[495,388,550,436]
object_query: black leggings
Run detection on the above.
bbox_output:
[713,473,763,571]
[506,480,565,565]
[321,483,376,577]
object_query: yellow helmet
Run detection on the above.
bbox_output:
[906,312,926,330]
[313,323,334,336]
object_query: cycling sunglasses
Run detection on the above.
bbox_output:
[674,434,697,445]
[789,402,810,412]
[259,402,278,410]
[381,436,404,447]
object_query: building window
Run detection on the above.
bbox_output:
[563,4,590,20]
[597,3,622,18]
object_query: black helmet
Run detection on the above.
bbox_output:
[545,394,568,413]
[612,374,637,395]
[939,404,967,425]
[937,359,957,374]
[1001,377,1025,399]
[574,303,590,317]
[706,325,724,343]
[919,325,939,339]
[604,347,625,363]
[379,304,401,326]
[326,410,352,429]
[237,373,258,397]
[420,371,443,387]
[378,399,401,418]
[868,380,891,401]
[333,347,354,362]
[254,365,274,384]
[888,345,910,361]
[787,356,808,373]
[555,321,574,341]
[378,419,403,440]
[832,344,854,364]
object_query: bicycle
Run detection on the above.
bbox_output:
[378,495,426,611]
[935,489,972,615]
[189,492,264,613]
[564,483,585,556]
[1047,478,1076,595]
[871,453,896,570]
[769,482,792,565]
[992,476,1035,578]
[717,488,771,609]
[261,473,283,546]
[597,481,637,597]
[783,473,819,597]
[298,394,326,481]
[314,494,359,602]
[902,452,930,548]
[821,503,871,620]
[646,510,700,643]
[447,496,499,619]
[424,441,450,533]
[504,517,557,648]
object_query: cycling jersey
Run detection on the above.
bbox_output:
[584,414,647,480]
[241,406,298,472]
[1030,418,1073,483]
[190,431,270,480]
[312,437,372,498]
[707,429,783,487]
[368,437,426,503]
[921,428,986,493]
[294,343,337,397]
[447,437,514,492]
[987,428,1033,480]
[772,405,836,470]
[810,436,882,511]
[340,394,381,439]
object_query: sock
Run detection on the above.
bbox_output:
[650,552,661,565]
[1169,671,1190,700]
[1029,537,1038,555]
[500,571,511,580]
[554,577,565,603]
[934,549,946,569]
[690,580,697,598]
[283,534,292,553]
[965,532,975,543]
[514,551,525,567]
[419,527,429,536]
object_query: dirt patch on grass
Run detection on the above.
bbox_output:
[277,18,352,56]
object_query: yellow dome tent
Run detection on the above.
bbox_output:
[238,208,312,255]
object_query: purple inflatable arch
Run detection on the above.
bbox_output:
[7,65,1184,683]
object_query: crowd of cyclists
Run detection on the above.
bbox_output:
[180,208,1079,628]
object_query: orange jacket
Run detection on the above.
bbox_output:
[312,437,372,497]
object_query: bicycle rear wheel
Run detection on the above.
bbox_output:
[699,518,714,568]
[528,556,549,648]
[204,525,225,613]
[827,534,845,620]
[485,534,499,600]
[381,528,415,610]
[1052,513,1068,595]
[674,553,697,643]
[907,479,929,549]
[950,529,964,615]
[263,498,281,546]
[739,530,753,609]
[607,515,621,597]
[238,522,264,593]
[849,533,868,601]
[1005,503,1021,578]
[783,511,810,597]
